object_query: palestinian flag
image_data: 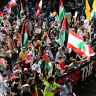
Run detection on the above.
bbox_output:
[23,24,28,48]
[0,11,4,23]
[0,58,6,68]
[8,0,16,15]
[81,0,86,14]
[35,0,42,17]
[20,2,24,14]
[44,52,52,70]
[21,23,25,46]
[67,30,95,57]
[58,16,68,46]
[21,23,28,48]
[18,2,24,23]
[59,0,66,23]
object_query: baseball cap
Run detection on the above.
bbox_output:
[65,78,73,82]
[22,84,30,88]
[24,68,28,72]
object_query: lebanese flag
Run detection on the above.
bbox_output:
[67,30,95,57]
[0,58,6,68]
[8,0,16,15]
[35,0,42,17]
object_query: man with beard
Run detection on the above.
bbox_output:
[50,37,59,57]
[21,68,30,85]
[20,84,32,96]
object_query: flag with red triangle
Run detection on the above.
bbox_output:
[35,0,42,17]
[59,0,66,23]
[23,24,28,49]
[0,11,4,23]
[58,16,68,46]
[21,23,28,49]
[8,0,16,15]
[44,52,52,70]
[20,2,24,14]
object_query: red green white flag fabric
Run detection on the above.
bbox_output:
[20,2,24,14]
[57,16,68,46]
[60,16,68,46]
[8,0,16,15]
[35,0,42,17]
[81,0,86,14]
[0,11,4,23]
[0,58,6,68]
[59,0,66,23]
[20,23,28,49]
[20,23,25,46]
[23,24,28,49]
[44,52,52,70]
[67,30,95,57]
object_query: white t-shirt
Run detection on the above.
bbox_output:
[32,61,42,74]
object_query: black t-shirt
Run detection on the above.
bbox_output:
[11,83,21,96]
[21,73,30,85]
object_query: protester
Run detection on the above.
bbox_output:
[1,80,10,96]
[20,84,32,96]
[60,78,73,96]
[0,0,95,96]
[44,76,64,96]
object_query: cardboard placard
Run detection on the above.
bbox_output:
[35,28,41,34]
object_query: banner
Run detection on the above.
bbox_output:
[56,61,94,88]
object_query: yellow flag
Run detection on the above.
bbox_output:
[85,0,91,21]
[92,0,96,11]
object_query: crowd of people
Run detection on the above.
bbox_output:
[0,0,96,96]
